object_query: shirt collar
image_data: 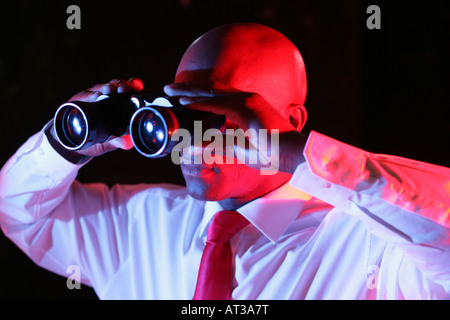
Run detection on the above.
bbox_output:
[203,180,312,244]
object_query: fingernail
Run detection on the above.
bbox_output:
[163,85,172,95]
[179,97,192,105]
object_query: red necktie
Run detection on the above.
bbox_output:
[193,210,249,300]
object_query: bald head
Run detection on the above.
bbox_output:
[175,23,307,112]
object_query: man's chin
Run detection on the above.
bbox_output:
[181,166,224,201]
[185,181,224,201]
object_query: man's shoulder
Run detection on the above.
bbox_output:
[141,182,189,198]
[120,183,205,224]
[113,182,188,197]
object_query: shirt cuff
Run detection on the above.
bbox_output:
[44,120,92,165]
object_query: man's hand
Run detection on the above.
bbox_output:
[51,78,144,158]
[163,82,307,174]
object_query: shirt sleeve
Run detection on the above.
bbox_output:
[0,122,132,290]
[290,131,450,289]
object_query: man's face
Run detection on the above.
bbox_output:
[173,23,307,205]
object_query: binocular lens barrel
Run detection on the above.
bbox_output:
[65,107,87,146]
[130,106,176,157]
[54,93,226,157]
[54,103,88,149]
[54,95,139,150]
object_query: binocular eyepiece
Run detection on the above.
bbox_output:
[53,92,226,158]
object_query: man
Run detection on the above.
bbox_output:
[0,23,449,299]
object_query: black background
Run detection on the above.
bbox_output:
[0,0,448,299]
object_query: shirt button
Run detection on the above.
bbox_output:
[320,181,331,188]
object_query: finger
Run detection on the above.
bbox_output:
[90,83,117,95]
[108,134,134,150]
[117,84,131,94]
[178,95,242,115]
[128,78,144,92]
[109,78,144,94]
[178,96,224,114]
[164,82,218,97]
[109,79,125,86]
[108,79,131,94]
[69,90,103,102]
[178,95,250,130]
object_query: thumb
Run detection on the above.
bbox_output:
[108,134,134,150]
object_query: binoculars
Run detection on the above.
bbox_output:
[53,92,226,158]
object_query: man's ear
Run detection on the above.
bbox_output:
[288,104,307,131]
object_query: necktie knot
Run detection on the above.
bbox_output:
[207,210,249,245]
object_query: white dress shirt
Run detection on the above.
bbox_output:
[0,123,449,299]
